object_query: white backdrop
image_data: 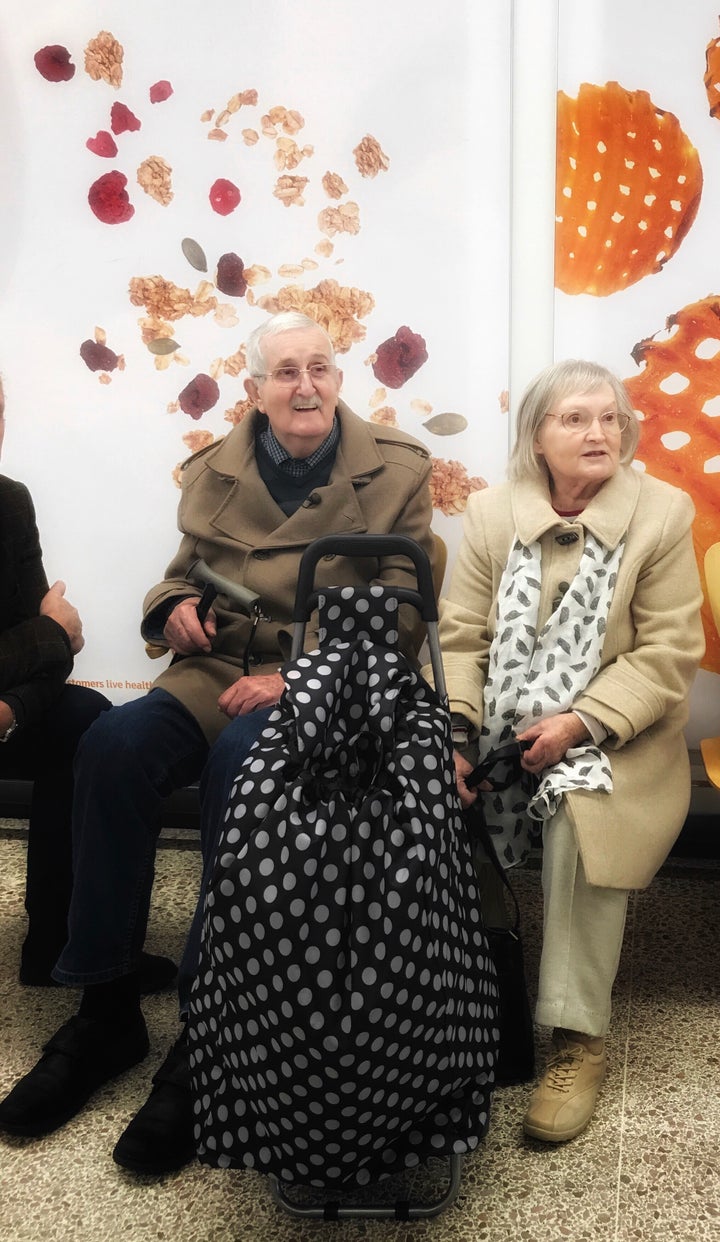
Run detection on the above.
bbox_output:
[0,0,512,700]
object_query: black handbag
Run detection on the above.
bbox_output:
[464,741,536,1087]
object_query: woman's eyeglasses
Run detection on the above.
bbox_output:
[546,409,630,433]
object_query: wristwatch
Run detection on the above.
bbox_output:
[0,711,18,743]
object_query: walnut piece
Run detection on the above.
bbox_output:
[353,134,389,178]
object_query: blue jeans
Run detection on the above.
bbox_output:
[52,689,271,1012]
[177,705,273,1012]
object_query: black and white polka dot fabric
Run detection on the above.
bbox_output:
[187,590,499,1189]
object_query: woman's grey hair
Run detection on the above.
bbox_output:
[508,358,640,482]
[245,312,336,378]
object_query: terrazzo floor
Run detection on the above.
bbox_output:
[0,822,718,1242]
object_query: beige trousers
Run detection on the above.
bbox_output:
[473,802,629,1038]
[535,803,629,1037]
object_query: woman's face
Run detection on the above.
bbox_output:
[533,383,623,502]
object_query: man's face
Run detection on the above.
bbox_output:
[244,327,343,459]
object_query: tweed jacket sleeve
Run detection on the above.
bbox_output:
[0,477,73,726]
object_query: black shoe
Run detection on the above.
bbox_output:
[19,952,178,996]
[0,1012,149,1137]
[112,1031,195,1175]
[136,953,178,995]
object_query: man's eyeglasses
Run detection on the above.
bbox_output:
[546,409,630,433]
[255,363,336,386]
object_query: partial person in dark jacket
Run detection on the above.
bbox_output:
[0,375,111,983]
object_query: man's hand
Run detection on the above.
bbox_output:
[163,597,217,655]
[39,581,84,655]
[516,712,591,776]
[218,672,284,719]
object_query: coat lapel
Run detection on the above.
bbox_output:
[199,401,385,550]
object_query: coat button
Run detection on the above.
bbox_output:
[253,549,270,559]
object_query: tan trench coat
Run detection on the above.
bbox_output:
[142,400,434,742]
[431,466,704,890]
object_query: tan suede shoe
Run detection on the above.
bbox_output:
[523,1028,606,1143]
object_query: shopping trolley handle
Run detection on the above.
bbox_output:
[293,535,438,623]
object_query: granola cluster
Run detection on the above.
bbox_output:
[137,156,173,206]
[84,31,123,88]
[274,136,314,171]
[353,134,389,178]
[429,458,487,515]
[224,396,255,425]
[322,171,349,200]
[261,106,304,137]
[129,276,217,321]
[369,406,399,427]
[318,202,360,237]
[182,429,215,455]
[273,174,309,207]
[252,279,375,353]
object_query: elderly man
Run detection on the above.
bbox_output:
[0,312,436,1174]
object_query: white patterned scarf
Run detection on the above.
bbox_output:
[479,530,625,867]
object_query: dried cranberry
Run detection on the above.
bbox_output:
[88,172,135,224]
[178,374,220,419]
[80,340,119,372]
[216,253,247,297]
[372,326,428,389]
[209,179,241,216]
[86,131,118,158]
[110,102,141,135]
[34,45,75,82]
[150,80,173,103]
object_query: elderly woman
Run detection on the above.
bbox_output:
[432,359,704,1143]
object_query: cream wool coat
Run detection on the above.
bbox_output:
[433,466,704,890]
[142,399,434,743]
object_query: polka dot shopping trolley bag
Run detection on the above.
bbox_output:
[187,536,499,1218]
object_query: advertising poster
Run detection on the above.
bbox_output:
[555,0,720,746]
[0,1,512,700]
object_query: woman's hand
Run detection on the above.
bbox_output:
[217,672,285,719]
[454,749,490,809]
[516,712,591,776]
